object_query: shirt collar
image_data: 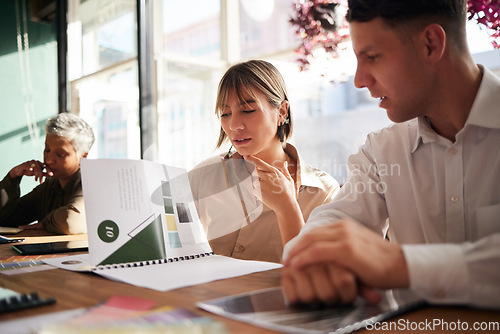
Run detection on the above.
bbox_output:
[225,143,326,190]
[67,169,82,190]
[412,117,439,153]
[465,65,500,129]
[412,65,500,153]
[48,169,82,192]
[284,143,326,190]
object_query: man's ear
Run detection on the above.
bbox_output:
[81,152,88,159]
[421,23,446,63]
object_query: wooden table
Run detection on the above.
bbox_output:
[0,231,498,333]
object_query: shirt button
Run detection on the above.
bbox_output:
[253,178,260,189]
[448,148,457,155]
[237,245,245,253]
[249,211,258,220]
[450,196,459,203]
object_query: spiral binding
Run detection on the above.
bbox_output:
[94,252,215,270]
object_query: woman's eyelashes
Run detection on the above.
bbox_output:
[221,108,256,117]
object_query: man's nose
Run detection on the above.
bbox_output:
[353,64,375,89]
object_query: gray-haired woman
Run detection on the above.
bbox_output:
[0,113,95,234]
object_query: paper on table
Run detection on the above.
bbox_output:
[45,253,281,292]
[1,254,65,275]
[0,308,87,334]
[39,302,228,334]
[43,254,93,272]
[59,158,283,292]
[93,255,281,291]
[81,158,213,267]
[1,296,153,334]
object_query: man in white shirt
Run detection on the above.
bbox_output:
[282,0,500,309]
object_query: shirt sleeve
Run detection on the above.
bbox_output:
[320,174,341,205]
[403,234,500,309]
[284,140,389,258]
[40,187,87,235]
[0,173,38,227]
[0,173,20,207]
[302,138,389,235]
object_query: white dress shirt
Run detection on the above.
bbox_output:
[287,66,500,309]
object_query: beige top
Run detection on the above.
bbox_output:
[188,143,339,263]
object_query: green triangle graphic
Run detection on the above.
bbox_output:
[99,215,166,265]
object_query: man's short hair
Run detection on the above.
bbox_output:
[346,0,468,51]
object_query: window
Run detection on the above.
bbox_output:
[156,0,388,183]
[68,0,139,160]
[156,0,224,168]
[0,0,58,194]
[67,0,499,185]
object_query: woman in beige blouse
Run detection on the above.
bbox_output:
[189,60,339,263]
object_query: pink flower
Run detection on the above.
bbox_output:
[467,0,500,47]
[291,0,499,70]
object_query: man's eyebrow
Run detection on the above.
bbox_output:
[356,46,377,56]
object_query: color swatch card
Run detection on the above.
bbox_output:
[39,296,227,334]
[0,254,63,275]
[51,158,281,292]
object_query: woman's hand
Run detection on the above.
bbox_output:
[244,155,304,244]
[9,160,53,184]
[244,155,297,214]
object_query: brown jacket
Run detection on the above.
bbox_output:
[0,170,87,234]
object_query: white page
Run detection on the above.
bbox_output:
[43,254,92,272]
[54,158,282,292]
[81,158,212,267]
[93,255,282,292]
[44,254,281,291]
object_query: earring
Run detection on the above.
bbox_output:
[278,123,285,142]
[278,118,290,143]
[224,144,233,160]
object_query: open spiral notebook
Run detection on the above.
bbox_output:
[44,159,281,291]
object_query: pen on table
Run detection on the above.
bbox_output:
[0,235,25,244]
